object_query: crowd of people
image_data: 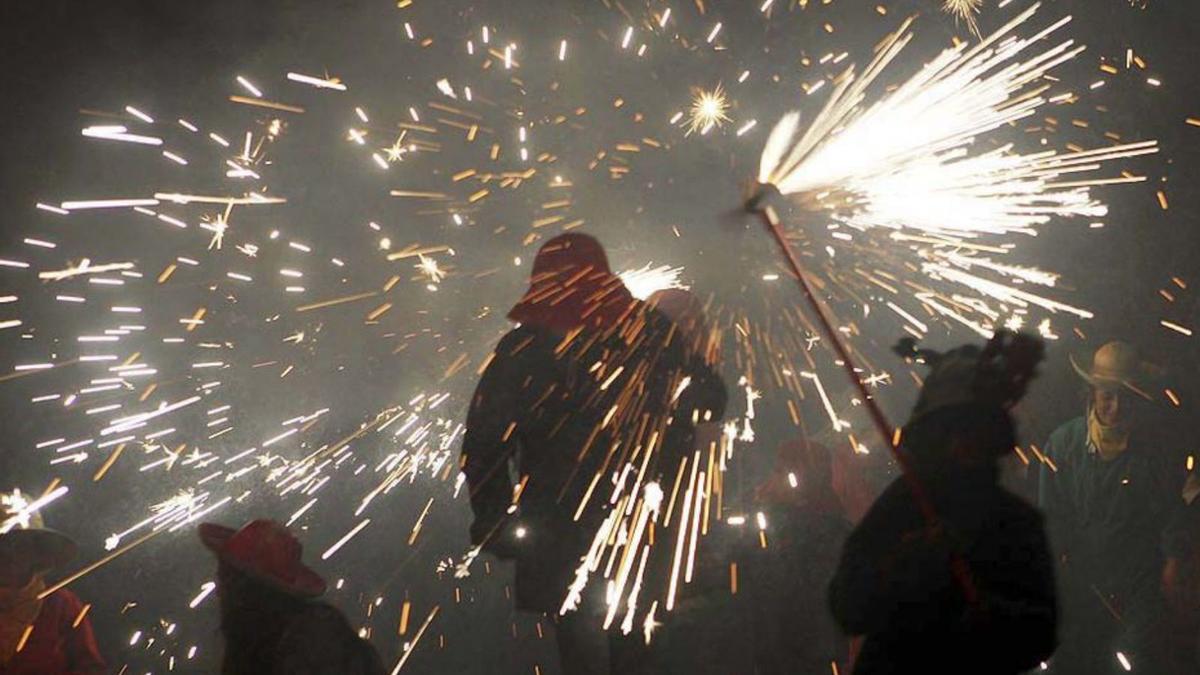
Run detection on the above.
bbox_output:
[1,232,1197,674]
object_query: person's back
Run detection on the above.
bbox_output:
[221,597,385,675]
[199,520,386,675]
[0,490,105,675]
[271,602,386,675]
[832,475,1055,674]
[0,587,106,675]
[461,233,693,675]
[829,332,1057,675]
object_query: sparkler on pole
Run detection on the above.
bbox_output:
[742,185,981,603]
[744,1,1165,605]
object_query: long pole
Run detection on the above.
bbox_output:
[749,196,978,603]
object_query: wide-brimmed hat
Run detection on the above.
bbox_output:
[1069,341,1160,401]
[199,519,326,598]
[0,490,78,572]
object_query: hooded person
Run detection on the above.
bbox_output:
[745,437,853,674]
[462,233,690,675]
[0,489,104,675]
[199,519,385,675]
[1039,341,1193,674]
[604,289,735,675]
[829,331,1058,675]
[645,288,728,480]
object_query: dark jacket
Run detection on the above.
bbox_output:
[830,473,1057,675]
[463,309,693,612]
[222,602,385,675]
[272,604,386,675]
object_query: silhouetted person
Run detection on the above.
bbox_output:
[829,331,1057,674]
[607,289,733,674]
[1039,341,1193,674]
[0,489,104,675]
[462,233,687,675]
[747,438,851,674]
[199,519,385,675]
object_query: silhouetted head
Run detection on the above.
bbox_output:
[508,233,634,333]
[895,331,1044,472]
[529,233,612,279]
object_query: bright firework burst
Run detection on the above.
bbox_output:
[943,0,985,37]
[686,85,732,136]
[756,3,1158,333]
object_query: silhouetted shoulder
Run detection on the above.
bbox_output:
[275,603,386,675]
[990,488,1046,529]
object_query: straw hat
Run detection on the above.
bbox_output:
[0,490,78,573]
[1069,341,1160,401]
[199,519,326,598]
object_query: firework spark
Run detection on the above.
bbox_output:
[686,85,731,136]
[943,0,984,37]
[760,5,1156,238]
[619,263,689,300]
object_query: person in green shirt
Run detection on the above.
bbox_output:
[1039,341,1193,674]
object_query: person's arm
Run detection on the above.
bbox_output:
[828,483,953,635]
[56,592,106,675]
[461,335,527,552]
[1037,434,1074,567]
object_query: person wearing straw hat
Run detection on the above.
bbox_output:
[1038,341,1193,674]
[0,489,105,675]
[829,331,1057,675]
[199,519,385,675]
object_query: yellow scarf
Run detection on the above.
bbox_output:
[1088,408,1130,461]
[0,576,44,665]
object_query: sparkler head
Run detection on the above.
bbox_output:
[943,0,984,37]
[741,181,781,213]
[621,264,688,300]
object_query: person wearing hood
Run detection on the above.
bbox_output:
[829,331,1058,674]
[1038,341,1194,674]
[747,437,853,674]
[605,288,734,675]
[462,233,688,675]
[0,489,105,675]
[199,519,385,675]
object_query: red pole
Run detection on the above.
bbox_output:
[750,199,978,603]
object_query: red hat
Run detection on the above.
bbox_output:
[199,520,326,598]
